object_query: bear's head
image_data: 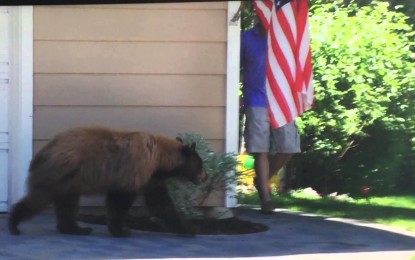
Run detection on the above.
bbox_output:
[179,141,208,185]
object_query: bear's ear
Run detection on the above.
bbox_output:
[176,137,183,143]
[181,142,196,155]
[190,142,196,151]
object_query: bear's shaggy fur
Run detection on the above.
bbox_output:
[9,126,207,237]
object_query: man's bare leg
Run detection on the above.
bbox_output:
[269,153,293,178]
[253,152,275,213]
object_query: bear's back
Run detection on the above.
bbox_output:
[29,126,165,193]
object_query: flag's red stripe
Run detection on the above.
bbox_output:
[299,2,313,98]
[296,2,307,44]
[266,61,293,123]
[296,1,309,94]
[264,0,273,9]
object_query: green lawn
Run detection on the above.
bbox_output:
[238,192,415,232]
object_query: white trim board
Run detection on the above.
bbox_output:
[8,6,33,210]
[225,1,241,208]
[0,6,10,212]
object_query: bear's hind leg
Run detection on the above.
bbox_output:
[9,190,52,235]
[54,192,92,235]
[106,191,136,237]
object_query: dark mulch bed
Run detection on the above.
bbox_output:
[78,214,269,235]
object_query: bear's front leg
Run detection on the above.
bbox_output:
[54,193,93,235]
[106,191,136,237]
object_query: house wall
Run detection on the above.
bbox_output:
[33,2,229,207]
[33,2,228,154]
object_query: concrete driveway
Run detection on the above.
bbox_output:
[1,206,414,260]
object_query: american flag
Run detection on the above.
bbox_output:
[253,0,314,128]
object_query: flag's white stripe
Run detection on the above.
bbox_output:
[299,20,310,68]
[255,1,272,24]
[280,3,297,40]
[296,92,304,112]
[305,78,314,109]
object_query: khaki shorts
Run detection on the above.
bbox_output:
[244,107,301,154]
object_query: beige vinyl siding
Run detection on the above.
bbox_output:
[34,41,225,74]
[33,107,225,149]
[34,5,227,42]
[33,3,227,154]
[34,74,225,106]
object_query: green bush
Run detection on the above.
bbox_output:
[166,133,240,218]
[293,0,415,195]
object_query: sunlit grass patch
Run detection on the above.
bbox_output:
[355,196,415,209]
[238,189,415,232]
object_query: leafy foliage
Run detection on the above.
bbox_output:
[295,0,415,195]
[166,133,240,219]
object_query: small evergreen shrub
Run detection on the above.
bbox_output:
[166,133,240,219]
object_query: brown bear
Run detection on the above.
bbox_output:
[8,126,207,237]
